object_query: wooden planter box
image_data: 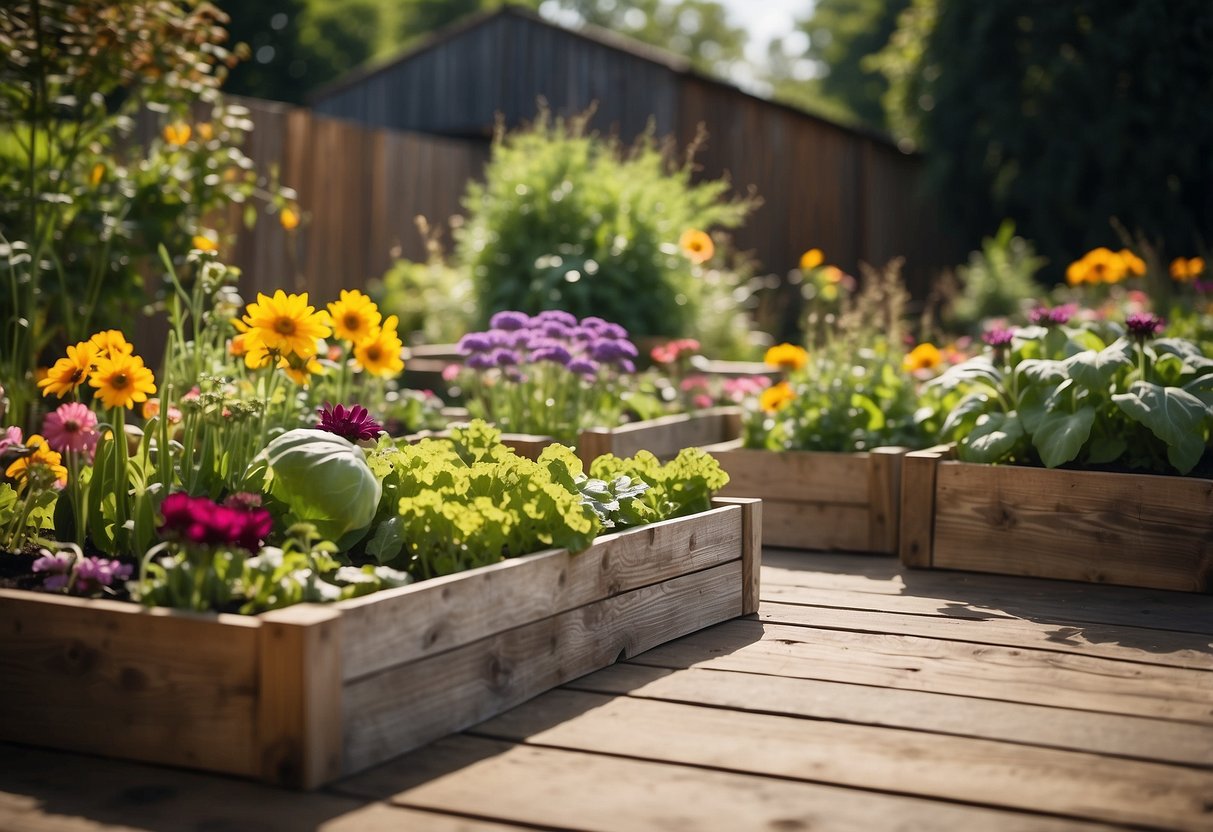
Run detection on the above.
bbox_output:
[409,407,742,467]
[705,440,905,554]
[0,498,760,789]
[899,445,1213,592]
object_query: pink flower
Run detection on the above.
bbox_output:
[0,426,23,456]
[692,394,714,409]
[159,492,272,552]
[41,402,99,459]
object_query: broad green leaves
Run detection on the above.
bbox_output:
[1113,382,1209,474]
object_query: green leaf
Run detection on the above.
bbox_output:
[1015,358,1066,388]
[1085,435,1128,465]
[365,516,405,565]
[1063,339,1133,392]
[940,391,993,438]
[1032,407,1095,468]
[1113,381,1210,474]
[958,412,1024,464]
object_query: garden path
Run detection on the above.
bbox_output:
[2,548,1211,831]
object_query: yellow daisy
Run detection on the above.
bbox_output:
[759,381,795,413]
[239,290,332,360]
[88,330,134,360]
[6,434,68,490]
[679,229,715,265]
[763,343,809,372]
[37,342,97,398]
[354,315,405,377]
[1118,249,1146,278]
[903,343,943,373]
[327,289,382,343]
[278,353,325,386]
[89,352,157,410]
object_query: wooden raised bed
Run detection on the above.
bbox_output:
[899,445,1213,592]
[705,440,905,553]
[0,498,761,789]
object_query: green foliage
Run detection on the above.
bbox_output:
[873,0,1213,272]
[588,447,729,521]
[0,480,57,553]
[933,326,1213,474]
[369,221,476,345]
[457,109,753,339]
[947,221,1047,333]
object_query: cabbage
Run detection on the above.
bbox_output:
[258,429,381,547]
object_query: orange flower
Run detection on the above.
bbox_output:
[1118,249,1146,277]
[279,207,300,231]
[763,343,808,372]
[1171,257,1205,282]
[759,381,795,413]
[192,233,219,253]
[163,122,191,146]
[89,163,106,186]
[196,122,214,142]
[679,229,715,265]
[37,342,97,398]
[902,343,943,373]
[799,248,824,271]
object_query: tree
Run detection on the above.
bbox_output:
[769,0,910,131]
[875,0,1213,269]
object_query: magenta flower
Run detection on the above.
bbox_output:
[74,557,133,593]
[982,328,1015,348]
[1028,304,1076,327]
[0,426,23,457]
[32,552,72,591]
[1125,312,1165,340]
[317,403,384,442]
[159,492,272,552]
[41,402,99,459]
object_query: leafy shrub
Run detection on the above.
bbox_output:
[457,108,754,340]
[946,220,1046,333]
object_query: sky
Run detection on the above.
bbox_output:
[718,0,812,65]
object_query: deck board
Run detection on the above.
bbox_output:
[2,548,1211,831]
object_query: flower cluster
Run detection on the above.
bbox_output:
[651,338,701,365]
[1170,256,1206,283]
[32,551,132,594]
[317,402,384,442]
[236,290,332,381]
[4,434,68,491]
[1065,248,1146,286]
[677,373,772,410]
[763,343,809,372]
[458,310,639,377]
[37,329,157,411]
[1028,304,1077,326]
[158,492,272,552]
[327,290,405,378]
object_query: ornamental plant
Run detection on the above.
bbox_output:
[931,312,1213,475]
[454,310,638,443]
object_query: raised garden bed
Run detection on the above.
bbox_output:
[899,445,1213,592]
[0,498,761,789]
[705,440,905,553]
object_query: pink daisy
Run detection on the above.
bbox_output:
[42,402,99,459]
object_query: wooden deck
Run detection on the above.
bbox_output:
[2,548,1212,831]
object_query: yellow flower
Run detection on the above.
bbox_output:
[1118,249,1146,277]
[87,329,134,360]
[759,381,795,413]
[89,163,106,186]
[799,248,824,271]
[1086,248,1127,284]
[1171,256,1205,282]
[354,315,405,377]
[1065,259,1090,286]
[163,122,191,145]
[89,352,157,410]
[229,333,248,357]
[5,434,68,490]
[279,207,300,231]
[903,342,943,373]
[278,353,325,386]
[327,289,382,343]
[763,343,809,372]
[37,342,97,398]
[239,290,332,361]
[196,122,214,142]
[192,233,219,253]
[679,229,715,265]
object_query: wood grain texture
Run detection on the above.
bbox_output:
[931,461,1213,592]
[632,619,1213,723]
[578,407,741,463]
[473,689,1213,829]
[714,445,871,503]
[867,446,906,552]
[568,663,1213,767]
[339,561,743,775]
[715,497,762,614]
[256,606,344,789]
[898,445,951,567]
[0,590,260,777]
[335,504,742,681]
[337,735,1117,832]
[763,500,871,551]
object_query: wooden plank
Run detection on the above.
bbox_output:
[758,601,1213,670]
[763,500,871,551]
[336,504,741,681]
[899,445,950,567]
[473,689,1213,829]
[0,590,260,777]
[338,734,1117,831]
[867,446,906,552]
[760,577,1213,637]
[931,462,1213,592]
[340,561,743,775]
[256,606,344,789]
[715,446,871,504]
[716,497,762,614]
[631,619,1213,723]
[579,407,741,462]
[567,663,1213,767]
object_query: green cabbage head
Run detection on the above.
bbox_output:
[258,429,382,547]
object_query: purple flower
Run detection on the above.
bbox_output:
[1125,312,1165,340]
[617,359,636,374]
[535,309,578,327]
[982,328,1015,348]
[491,348,521,367]
[599,322,629,340]
[489,311,532,331]
[531,345,573,366]
[567,357,600,376]
[317,403,384,442]
[75,557,133,593]
[1028,304,1076,326]
[589,338,639,363]
[32,552,72,591]
[457,332,495,354]
[465,352,497,370]
[159,492,272,553]
[540,321,574,339]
